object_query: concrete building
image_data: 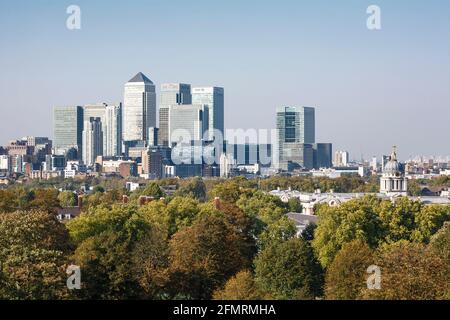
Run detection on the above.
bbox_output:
[82,117,103,166]
[276,106,315,170]
[83,103,122,157]
[334,150,349,167]
[53,106,84,157]
[192,86,224,141]
[123,72,156,142]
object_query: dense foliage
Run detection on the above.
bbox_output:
[0,176,448,300]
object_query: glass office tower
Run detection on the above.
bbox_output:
[276,106,315,170]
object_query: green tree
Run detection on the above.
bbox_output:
[312,196,383,268]
[287,197,302,212]
[377,197,421,244]
[254,238,324,300]
[325,240,374,300]
[175,177,207,201]
[58,191,77,207]
[429,222,450,262]
[141,182,164,198]
[67,204,167,299]
[412,204,450,243]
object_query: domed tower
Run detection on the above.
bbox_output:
[380,146,407,196]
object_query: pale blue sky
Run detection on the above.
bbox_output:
[1,0,449,160]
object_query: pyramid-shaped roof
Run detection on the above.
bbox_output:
[128,72,154,84]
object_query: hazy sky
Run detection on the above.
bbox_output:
[1,0,449,160]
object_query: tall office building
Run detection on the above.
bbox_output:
[82,117,103,166]
[276,106,315,170]
[313,143,333,169]
[169,104,208,147]
[192,87,224,141]
[123,72,156,142]
[53,106,84,157]
[159,83,192,146]
[105,104,122,156]
[84,103,122,157]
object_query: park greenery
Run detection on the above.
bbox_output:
[0,175,448,300]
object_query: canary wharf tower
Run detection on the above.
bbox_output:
[123,72,156,142]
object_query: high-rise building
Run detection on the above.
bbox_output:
[82,117,103,166]
[313,143,333,169]
[192,87,224,141]
[83,103,122,157]
[168,104,208,147]
[53,106,84,157]
[159,83,192,146]
[123,72,156,142]
[334,150,350,167]
[276,106,315,170]
[105,104,122,157]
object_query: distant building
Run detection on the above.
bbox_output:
[169,104,208,146]
[141,146,170,179]
[82,117,103,166]
[313,143,333,169]
[276,106,315,170]
[191,86,224,141]
[123,72,156,142]
[84,103,122,157]
[334,150,349,167]
[380,146,407,196]
[159,83,192,146]
[53,106,84,157]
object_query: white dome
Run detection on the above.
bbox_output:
[383,146,401,174]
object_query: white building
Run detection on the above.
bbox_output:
[380,146,408,196]
[220,153,235,178]
[82,118,103,166]
[334,150,349,167]
[84,103,122,157]
[191,86,224,141]
[123,72,156,142]
[0,155,10,173]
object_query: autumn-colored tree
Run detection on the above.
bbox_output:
[429,221,450,262]
[167,213,249,299]
[0,210,71,299]
[254,238,324,300]
[58,191,77,207]
[325,240,374,300]
[213,270,269,300]
[361,241,449,300]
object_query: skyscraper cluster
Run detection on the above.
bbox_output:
[0,71,339,181]
[51,72,225,178]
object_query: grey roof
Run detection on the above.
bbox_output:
[128,72,154,84]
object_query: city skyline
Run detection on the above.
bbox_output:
[1,0,450,158]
